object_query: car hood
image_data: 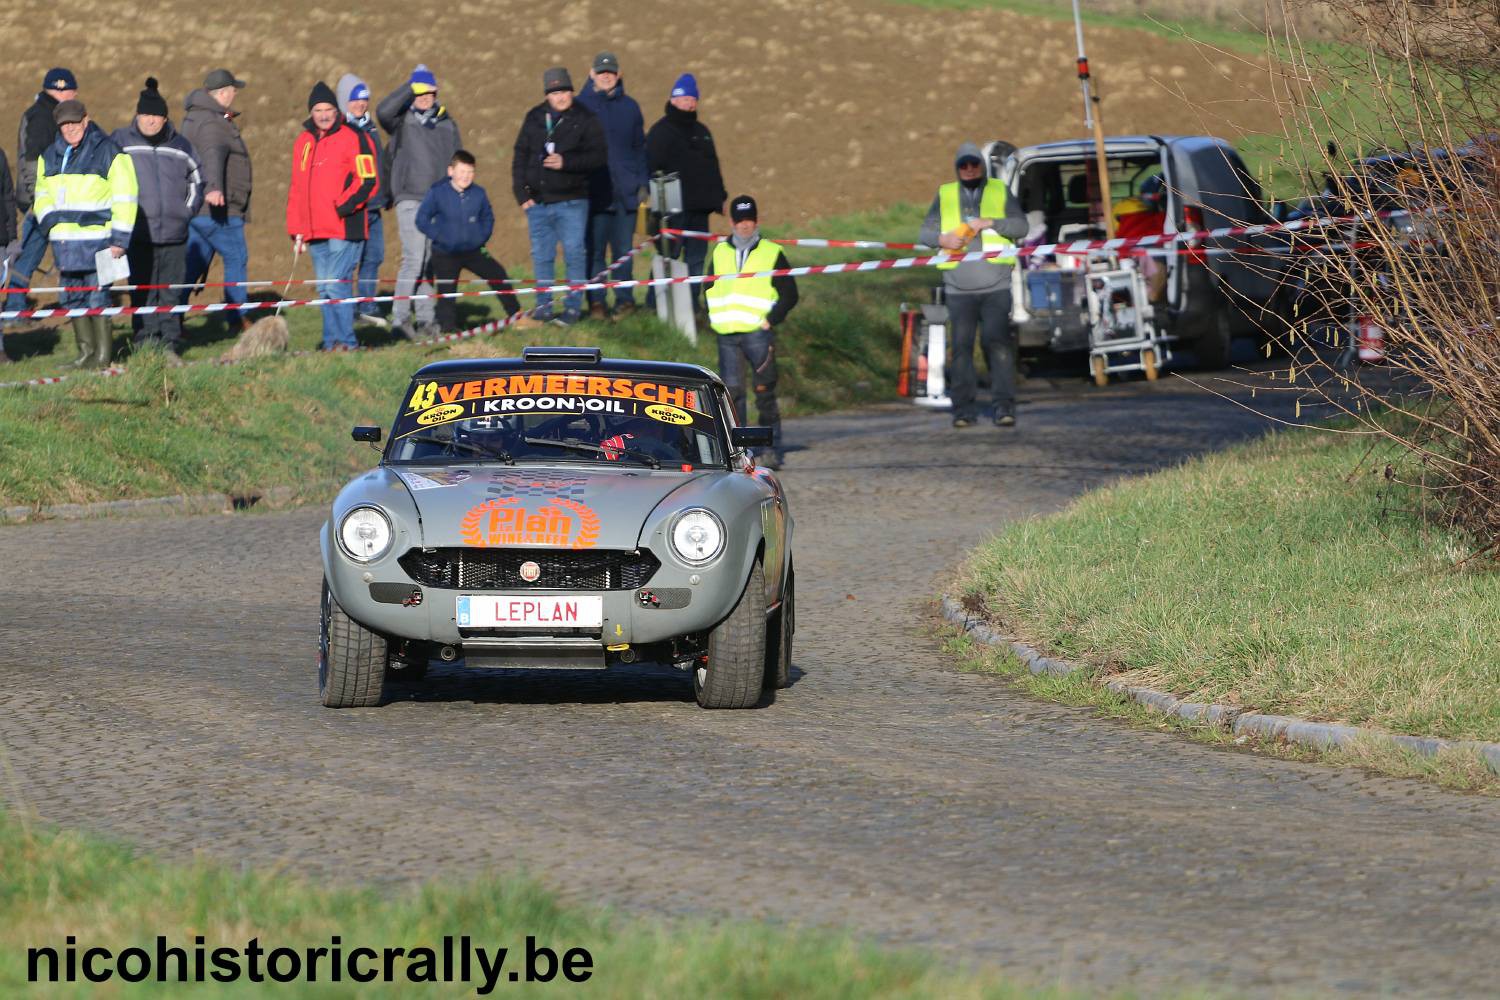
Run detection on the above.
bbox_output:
[393,465,716,550]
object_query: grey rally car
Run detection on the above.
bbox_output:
[320,347,794,709]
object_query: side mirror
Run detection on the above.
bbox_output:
[352,425,382,443]
[730,427,773,449]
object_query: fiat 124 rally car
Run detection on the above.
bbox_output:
[320,347,794,709]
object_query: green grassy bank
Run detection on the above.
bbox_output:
[0,808,1103,999]
[0,205,928,509]
[952,421,1500,758]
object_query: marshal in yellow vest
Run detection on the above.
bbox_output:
[707,239,783,334]
[937,181,1016,269]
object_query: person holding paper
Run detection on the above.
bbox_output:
[33,98,138,368]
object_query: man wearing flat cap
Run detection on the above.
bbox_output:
[34,99,139,368]
[4,67,80,333]
[180,68,253,334]
[511,66,607,325]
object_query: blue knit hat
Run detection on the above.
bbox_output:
[349,82,370,102]
[670,73,698,100]
[409,64,438,95]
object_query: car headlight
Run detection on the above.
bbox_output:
[338,505,393,563]
[669,509,725,566]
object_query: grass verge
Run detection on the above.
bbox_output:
[0,806,1107,999]
[950,420,1500,753]
[0,204,930,510]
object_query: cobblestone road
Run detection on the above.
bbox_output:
[2,368,1497,997]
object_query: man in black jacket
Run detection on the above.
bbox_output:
[646,73,726,309]
[5,67,77,330]
[511,67,606,325]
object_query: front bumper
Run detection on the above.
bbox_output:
[321,523,752,649]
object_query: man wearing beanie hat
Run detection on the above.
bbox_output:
[34,98,139,368]
[111,79,204,355]
[4,67,80,332]
[646,71,726,310]
[337,72,390,329]
[918,141,1029,427]
[577,51,648,319]
[510,66,607,325]
[287,81,381,350]
[377,64,461,339]
[180,68,253,333]
[705,194,798,469]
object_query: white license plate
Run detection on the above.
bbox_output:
[457,595,603,628]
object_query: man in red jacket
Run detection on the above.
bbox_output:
[287,81,379,349]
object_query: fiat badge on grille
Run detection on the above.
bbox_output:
[519,560,541,582]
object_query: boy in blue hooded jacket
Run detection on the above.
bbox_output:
[416,150,535,332]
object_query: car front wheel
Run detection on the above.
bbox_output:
[319,578,389,708]
[695,562,767,709]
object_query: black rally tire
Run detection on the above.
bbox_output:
[695,562,767,709]
[319,579,389,708]
[764,561,794,690]
[1196,304,1234,371]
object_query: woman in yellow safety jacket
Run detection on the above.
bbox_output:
[33,100,138,367]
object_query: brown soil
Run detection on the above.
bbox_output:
[0,0,1281,284]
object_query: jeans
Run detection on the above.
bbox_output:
[355,211,385,317]
[430,248,519,331]
[61,269,110,309]
[716,328,781,454]
[946,286,1017,421]
[586,207,637,307]
[127,239,188,347]
[525,199,588,319]
[308,238,363,349]
[393,200,434,326]
[3,215,49,319]
[184,216,249,328]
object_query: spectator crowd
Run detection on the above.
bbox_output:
[0,54,731,361]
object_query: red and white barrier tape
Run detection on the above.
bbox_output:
[663,228,934,251]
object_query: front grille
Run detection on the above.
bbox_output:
[399,548,660,592]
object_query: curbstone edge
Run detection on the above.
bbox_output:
[940,594,1500,776]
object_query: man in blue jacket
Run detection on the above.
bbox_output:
[416,150,537,334]
[576,51,647,319]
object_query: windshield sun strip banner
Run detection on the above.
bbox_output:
[393,374,714,442]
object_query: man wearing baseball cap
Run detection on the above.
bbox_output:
[511,66,607,325]
[34,98,139,368]
[577,51,648,319]
[377,64,462,339]
[337,73,391,329]
[180,68,253,334]
[3,68,80,332]
[705,194,798,469]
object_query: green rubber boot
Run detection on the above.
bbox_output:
[91,316,114,368]
[69,318,94,367]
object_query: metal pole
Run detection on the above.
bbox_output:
[1072,0,1116,238]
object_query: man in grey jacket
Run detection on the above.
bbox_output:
[918,142,1029,427]
[180,69,252,334]
[377,64,461,339]
[113,78,203,354]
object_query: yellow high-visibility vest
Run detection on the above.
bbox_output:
[937,180,1015,268]
[707,238,782,334]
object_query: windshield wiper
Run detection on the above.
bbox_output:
[523,436,661,470]
[406,434,515,464]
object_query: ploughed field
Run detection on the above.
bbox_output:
[0,0,1282,281]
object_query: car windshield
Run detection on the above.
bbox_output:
[386,371,725,469]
